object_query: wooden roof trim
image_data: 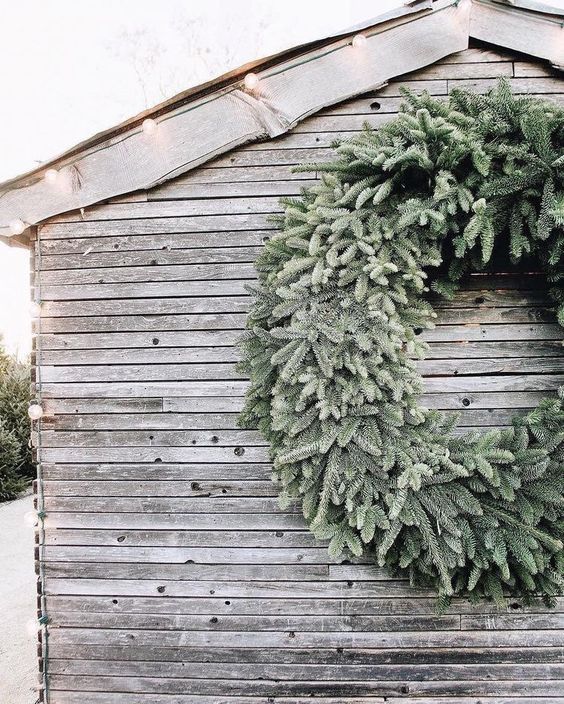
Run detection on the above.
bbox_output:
[0,0,468,240]
[1,0,561,241]
[0,0,433,193]
[471,0,564,68]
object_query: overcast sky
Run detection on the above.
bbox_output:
[0,0,404,358]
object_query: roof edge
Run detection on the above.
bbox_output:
[0,0,561,239]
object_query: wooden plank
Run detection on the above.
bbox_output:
[40,213,277,239]
[400,60,513,80]
[42,398,164,415]
[41,297,252,317]
[40,280,251,300]
[41,463,272,481]
[40,262,257,286]
[448,77,564,94]
[44,513,308,531]
[436,46,515,64]
[44,530,320,549]
[40,246,263,270]
[37,372,564,400]
[39,381,250,399]
[46,407,527,432]
[47,694,564,704]
[44,546,334,565]
[44,676,564,696]
[37,355,564,382]
[53,197,283,222]
[43,479,274,496]
[44,562,334,580]
[37,323,564,350]
[40,330,241,349]
[514,61,561,78]
[46,658,564,680]
[45,594,564,616]
[462,614,564,631]
[40,315,248,335]
[40,363,246,382]
[37,306,557,335]
[46,627,564,649]
[43,495,290,513]
[38,340,562,366]
[47,693,564,704]
[148,179,317,199]
[40,231,269,255]
[160,390,555,414]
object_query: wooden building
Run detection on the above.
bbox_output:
[1,0,563,701]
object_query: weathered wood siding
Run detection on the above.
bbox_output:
[33,44,564,703]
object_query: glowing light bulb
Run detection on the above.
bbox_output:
[44,168,58,184]
[24,510,39,527]
[28,404,44,421]
[9,219,25,235]
[29,301,41,318]
[142,118,157,135]
[352,33,367,48]
[244,73,259,90]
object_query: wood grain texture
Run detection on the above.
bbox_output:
[0,0,469,238]
[33,46,564,702]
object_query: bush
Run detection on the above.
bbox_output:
[0,343,33,501]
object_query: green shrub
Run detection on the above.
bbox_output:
[0,342,33,501]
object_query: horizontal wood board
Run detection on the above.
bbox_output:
[35,46,563,703]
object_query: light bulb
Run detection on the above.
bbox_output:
[24,510,39,527]
[142,118,157,135]
[352,33,367,48]
[9,219,25,235]
[244,73,259,90]
[29,301,41,318]
[28,404,44,421]
[44,168,58,184]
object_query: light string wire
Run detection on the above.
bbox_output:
[0,0,463,210]
[33,227,49,703]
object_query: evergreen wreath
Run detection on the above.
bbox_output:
[239,80,564,608]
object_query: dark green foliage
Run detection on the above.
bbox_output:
[239,81,564,605]
[0,341,32,501]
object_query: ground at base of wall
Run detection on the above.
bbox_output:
[0,493,39,704]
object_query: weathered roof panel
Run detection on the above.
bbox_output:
[0,0,562,242]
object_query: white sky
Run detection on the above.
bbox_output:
[0,0,403,358]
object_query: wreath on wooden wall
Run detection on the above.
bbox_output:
[239,80,564,608]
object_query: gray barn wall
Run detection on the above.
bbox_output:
[32,43,564,703]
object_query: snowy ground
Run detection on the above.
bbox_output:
[0,494,39,703]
